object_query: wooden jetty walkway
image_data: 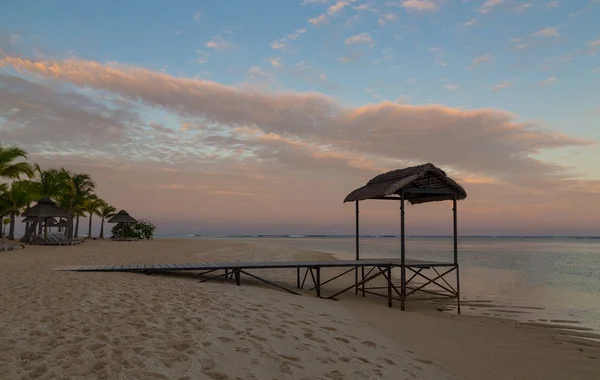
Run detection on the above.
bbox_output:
[54,258,459,311]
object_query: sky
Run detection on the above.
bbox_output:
[1,0,599,236]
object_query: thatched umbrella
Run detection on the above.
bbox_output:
[107,210,137,224]
[21,198,70,240]
[107,210,138,239]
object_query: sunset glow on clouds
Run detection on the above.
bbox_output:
[1,0,599,235]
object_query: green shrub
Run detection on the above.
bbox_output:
[111,219,156,239]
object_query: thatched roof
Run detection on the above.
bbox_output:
[344,163,467,204]
[107,210,137,224]
[22,197,71,218]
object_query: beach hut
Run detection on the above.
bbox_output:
[21,198,71,241]
[344,163,467,312]
[107,210,137,224]
[107,210,138,240]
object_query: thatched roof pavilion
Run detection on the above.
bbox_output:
[107,210,137,224]
[22,197,70,219]
[344,163,467,204]
[344,163,467,312]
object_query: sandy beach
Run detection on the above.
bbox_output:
[1,238,598,380]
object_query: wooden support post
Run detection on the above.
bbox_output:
[316,267,321,298]
[400,191,406,311]
[387,265,392,308]
[297,267,300,288]
[234,269,241,286]
[453,196,461,314]
[355,200,359,294]
[361,266,365,297]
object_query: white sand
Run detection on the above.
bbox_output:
[0,238,598,379]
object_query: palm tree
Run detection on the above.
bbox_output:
[83,195,102,238]
[32,164,69,199]
[1,181,36,240]
[19,165,70,241]
[96,201,116,239]
[57,171,95,239]
[0,145,33,181]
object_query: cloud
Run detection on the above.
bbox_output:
[593,67,600,74]
[1,55,592,184]
[490,81,513,91]
[538,76,558,86]
[269,56,282,68]
[590,38,600,46]
[206,35,235,50]
[339,51,364,63]
[401,0,440,11]
[344,33,375,46]
[309,14,329,26]
[479,0,503,13]
[378,13,397,25]
[444,84,460,92]
[472,53,495,66]
[463,18,477,27]
[2,55,598,234]
[0,74,139,149]
[193,11,202,20]
[534,27,559,37]
[309,0,352,26]
[270,28,307,51]
[196,50,210,64]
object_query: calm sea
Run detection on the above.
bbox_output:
[210,236,600,335]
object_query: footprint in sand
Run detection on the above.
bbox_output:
[414,358,434,365]
[361,340,377,348]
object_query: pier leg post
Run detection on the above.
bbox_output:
[316,267,321,298]
[387,265,392,308]
[453,196,461,315]
[225,269,229,279]
[400,192,406,311]
[234,270,241,286]
[297,267,300,289]
[456,265,461,314]
[355,200,360,294]
[361,267,365,297]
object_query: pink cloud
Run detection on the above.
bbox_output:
[1,55,598,234]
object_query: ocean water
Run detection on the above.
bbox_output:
[227,236,600,335]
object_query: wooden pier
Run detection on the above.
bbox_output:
[54,258,459,310]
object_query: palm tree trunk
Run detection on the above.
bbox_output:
[8,214,16,240]
[99,218,105,239]
[75,215,80,237]
[67,215,74,239]
[20,220,39,243]
[88,214,93,237]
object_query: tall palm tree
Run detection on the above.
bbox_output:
[32,164,69,199]
[57,170,95,239]
[97,202,116,239]
[19,165,70,241]
[83,195,102,238]
[0,145,33,181]
[1,181,36,240]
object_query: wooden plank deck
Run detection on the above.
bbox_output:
[53,258,453,272]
